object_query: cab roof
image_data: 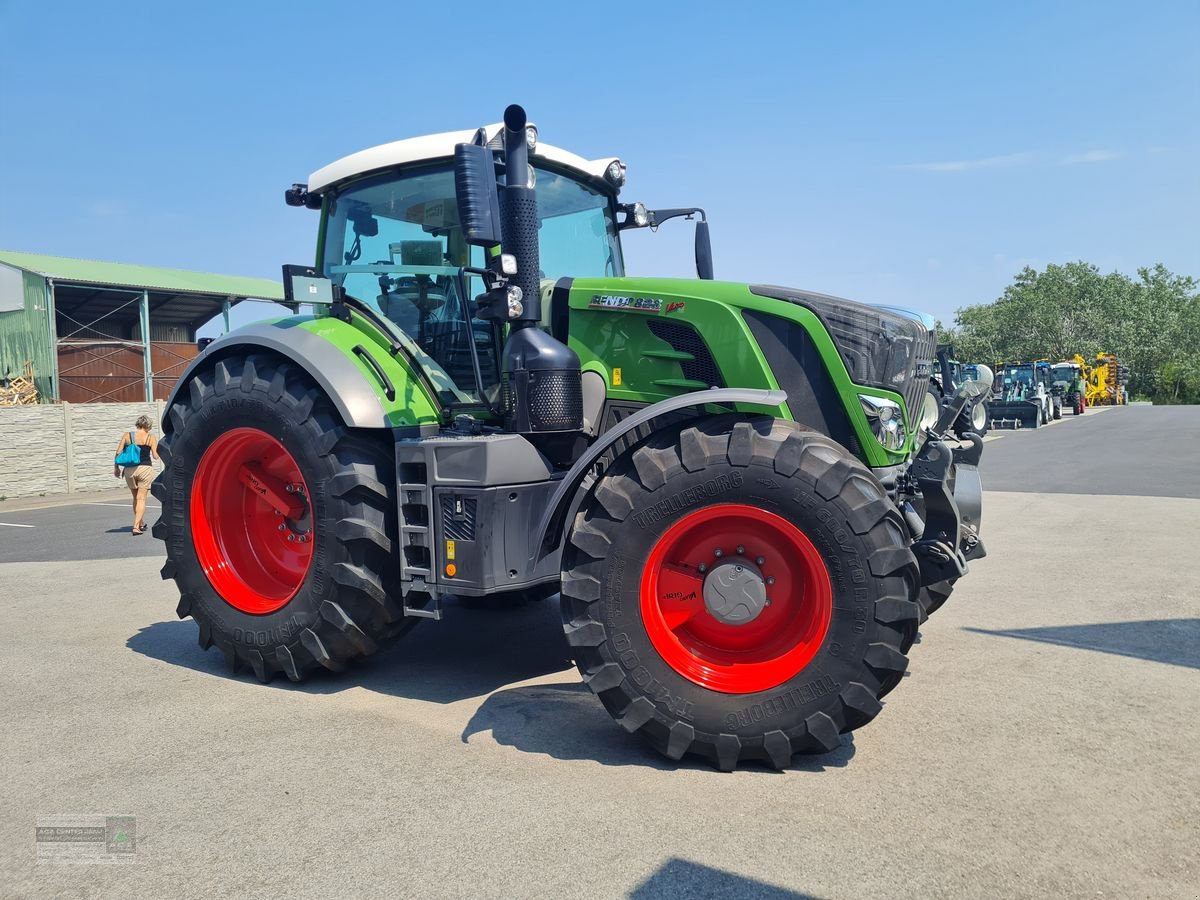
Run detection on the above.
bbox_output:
[308,123,621,195]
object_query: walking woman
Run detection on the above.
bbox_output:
[113,415,159,535]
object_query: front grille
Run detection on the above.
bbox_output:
[646,319,724,387]
[902,329,938,428]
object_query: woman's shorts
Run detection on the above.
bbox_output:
[124,465,155,491]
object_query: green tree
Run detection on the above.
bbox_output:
[952,261,1199,403]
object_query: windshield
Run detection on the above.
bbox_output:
[1002,366,1035,387]
[321,164,622,406]
[1050,367,1079,386]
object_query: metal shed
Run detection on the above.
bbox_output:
[0,251,284,403]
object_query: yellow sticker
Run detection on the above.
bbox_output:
[613,367,622,386]
[446,539,456,560]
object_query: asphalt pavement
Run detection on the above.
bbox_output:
[981,404,1200,498]
[0,497,164,563]
[1,406,1197,898]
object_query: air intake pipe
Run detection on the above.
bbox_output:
[498,104,583,437]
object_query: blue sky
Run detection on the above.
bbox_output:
[1,0,1196,333]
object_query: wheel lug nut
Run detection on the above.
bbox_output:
[287,534,295,542]
[278,523,286,532]
[714,549,723,558]
[286,485,294,493]
[766,576,775,585]
[734,565,743,573]
[756,556,765,566]
[698,564,707,574]
[736,545,745,555]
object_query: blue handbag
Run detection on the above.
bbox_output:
[115,432,142,467]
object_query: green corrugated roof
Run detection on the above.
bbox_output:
[0,250,284,300]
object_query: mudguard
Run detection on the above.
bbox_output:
[166,320,396,430]
[530,387,787,562]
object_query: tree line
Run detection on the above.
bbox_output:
[942,261,1200,404]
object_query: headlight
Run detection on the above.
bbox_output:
[525,125,538,153]
[859,394,907,450]
[506,285,524,318]
[605,160,627,188]
[632,201,649,227]
[971,401,987,431]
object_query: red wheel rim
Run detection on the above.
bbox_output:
[190,428,314,614]
[639,503,832,694]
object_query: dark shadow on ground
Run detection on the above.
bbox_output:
[460,681,857,772]
[630,858,822,899]
[130,595,859,772]
[964,618,1200,669]
[127,595,576,704]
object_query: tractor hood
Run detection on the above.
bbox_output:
[749,285,937,416]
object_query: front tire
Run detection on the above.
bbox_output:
[560,416,920,771]
[152,353,412,682]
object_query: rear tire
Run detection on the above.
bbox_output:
[560,416,920,771]
[152,352,413,682]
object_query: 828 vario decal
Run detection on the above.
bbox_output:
[588,294,663,312]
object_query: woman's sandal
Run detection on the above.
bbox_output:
[132,525,145,536]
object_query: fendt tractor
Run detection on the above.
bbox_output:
[1050,359,1087,415]
[151,105,990,770]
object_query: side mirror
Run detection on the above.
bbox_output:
[454,143,504,247]
[282,265,335,305]
[636,207,714,279]
[695,219,714,280]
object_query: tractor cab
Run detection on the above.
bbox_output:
[999,363,1048,401]
[288,124,709,417]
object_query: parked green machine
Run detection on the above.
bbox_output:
[152,105,989,770]
[1050,360,1086,415]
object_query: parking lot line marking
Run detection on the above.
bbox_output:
[87,502,161,509]
[983,434,1005,443]
[0,522,35,528]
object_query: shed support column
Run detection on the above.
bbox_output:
[140,289,153,402]
[47,279,61,402]
[223,298,232,334]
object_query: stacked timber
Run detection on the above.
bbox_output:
[0,362,39,406]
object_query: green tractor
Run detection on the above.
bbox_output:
[152,105,989,770]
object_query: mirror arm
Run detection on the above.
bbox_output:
[646,207,706,227]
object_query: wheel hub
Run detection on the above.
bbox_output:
[702,559,767,625]
[639,503,833,694]
[190,427,314,614]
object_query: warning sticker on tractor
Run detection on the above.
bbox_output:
[446,540,456,560]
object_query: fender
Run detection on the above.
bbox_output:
[165,320,393,430]
[530,387,787,562]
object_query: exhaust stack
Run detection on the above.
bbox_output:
[497,104,583,439]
